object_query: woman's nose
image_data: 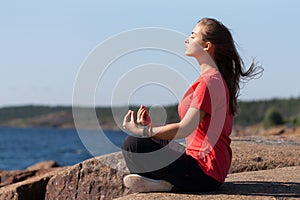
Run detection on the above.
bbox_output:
[185,38,188,44]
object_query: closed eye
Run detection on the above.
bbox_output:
[190,32,197,38]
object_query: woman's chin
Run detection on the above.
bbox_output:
[185,51,192,56]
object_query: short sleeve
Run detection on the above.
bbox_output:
[190,78,212,115]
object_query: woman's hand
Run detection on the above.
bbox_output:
[122,110,140,135]
[137,105,152,126]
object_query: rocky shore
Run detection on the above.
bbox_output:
[0,134,300,199]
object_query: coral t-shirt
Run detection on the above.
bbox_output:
[178,68,233,183]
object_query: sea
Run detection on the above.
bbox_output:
[0,127,128,170]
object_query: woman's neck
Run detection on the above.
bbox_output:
[195,54,218,74]
[200,64,215,74]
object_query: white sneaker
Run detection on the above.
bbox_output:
[123,174,173,193]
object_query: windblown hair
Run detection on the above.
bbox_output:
[198,18,263,115]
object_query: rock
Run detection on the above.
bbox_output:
[0,170,36,187]
[0,152,129,200]
[26,160,58,171]
[96,151,129,173]
[45,152,131,200]
[0,169,61,200]
[1,135,299,199]
[116,166,300,200]
[230,136,300,173]
[0,161,61,188]
[0,151,130,200]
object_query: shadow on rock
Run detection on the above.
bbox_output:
[175,181,300,198]
[220,181,300,198]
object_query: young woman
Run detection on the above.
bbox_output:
[121,18,261,192]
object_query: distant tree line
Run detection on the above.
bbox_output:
[0,105,71,122]
[235,97,300,127]
[0,97,300,128]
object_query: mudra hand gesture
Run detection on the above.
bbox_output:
[122,105,152,136]
[136,105,152,126]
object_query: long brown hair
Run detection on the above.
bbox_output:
[198,18,263,115]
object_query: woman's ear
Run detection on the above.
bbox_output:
[203,42,215,59]
[203,42,213,51]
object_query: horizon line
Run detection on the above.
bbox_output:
[1,96,300,109]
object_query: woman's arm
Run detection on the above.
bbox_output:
[150,108,206,140]
[122,107,206,140]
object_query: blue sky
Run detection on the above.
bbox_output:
[1,0,300,107]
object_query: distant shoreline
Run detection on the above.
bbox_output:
[0,98,300,133]
[0,125,120,132]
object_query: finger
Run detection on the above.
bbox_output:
[142,105,148,114]
[140,110,147,125]
[122,110,131,128]
[125,110,131,120]
[137,107,145,119]
[137,111,141,120]
[137,105,143,117]
[144,108,149,116]
[143,109,149,117]
[130,110,135,121]
[142,105,147,110]
[137,110,144,123]
[139,109,145,117]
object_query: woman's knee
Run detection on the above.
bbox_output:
[121,135,138,151]
[121,136,162,153]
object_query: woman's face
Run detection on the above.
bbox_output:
[185,24,206,58]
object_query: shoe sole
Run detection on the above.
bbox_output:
[123,174,173,193]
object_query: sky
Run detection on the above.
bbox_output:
[1,0,300,107]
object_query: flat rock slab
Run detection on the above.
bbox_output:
[116,166,300,200]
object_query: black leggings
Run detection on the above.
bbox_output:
[121,136,222,192]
